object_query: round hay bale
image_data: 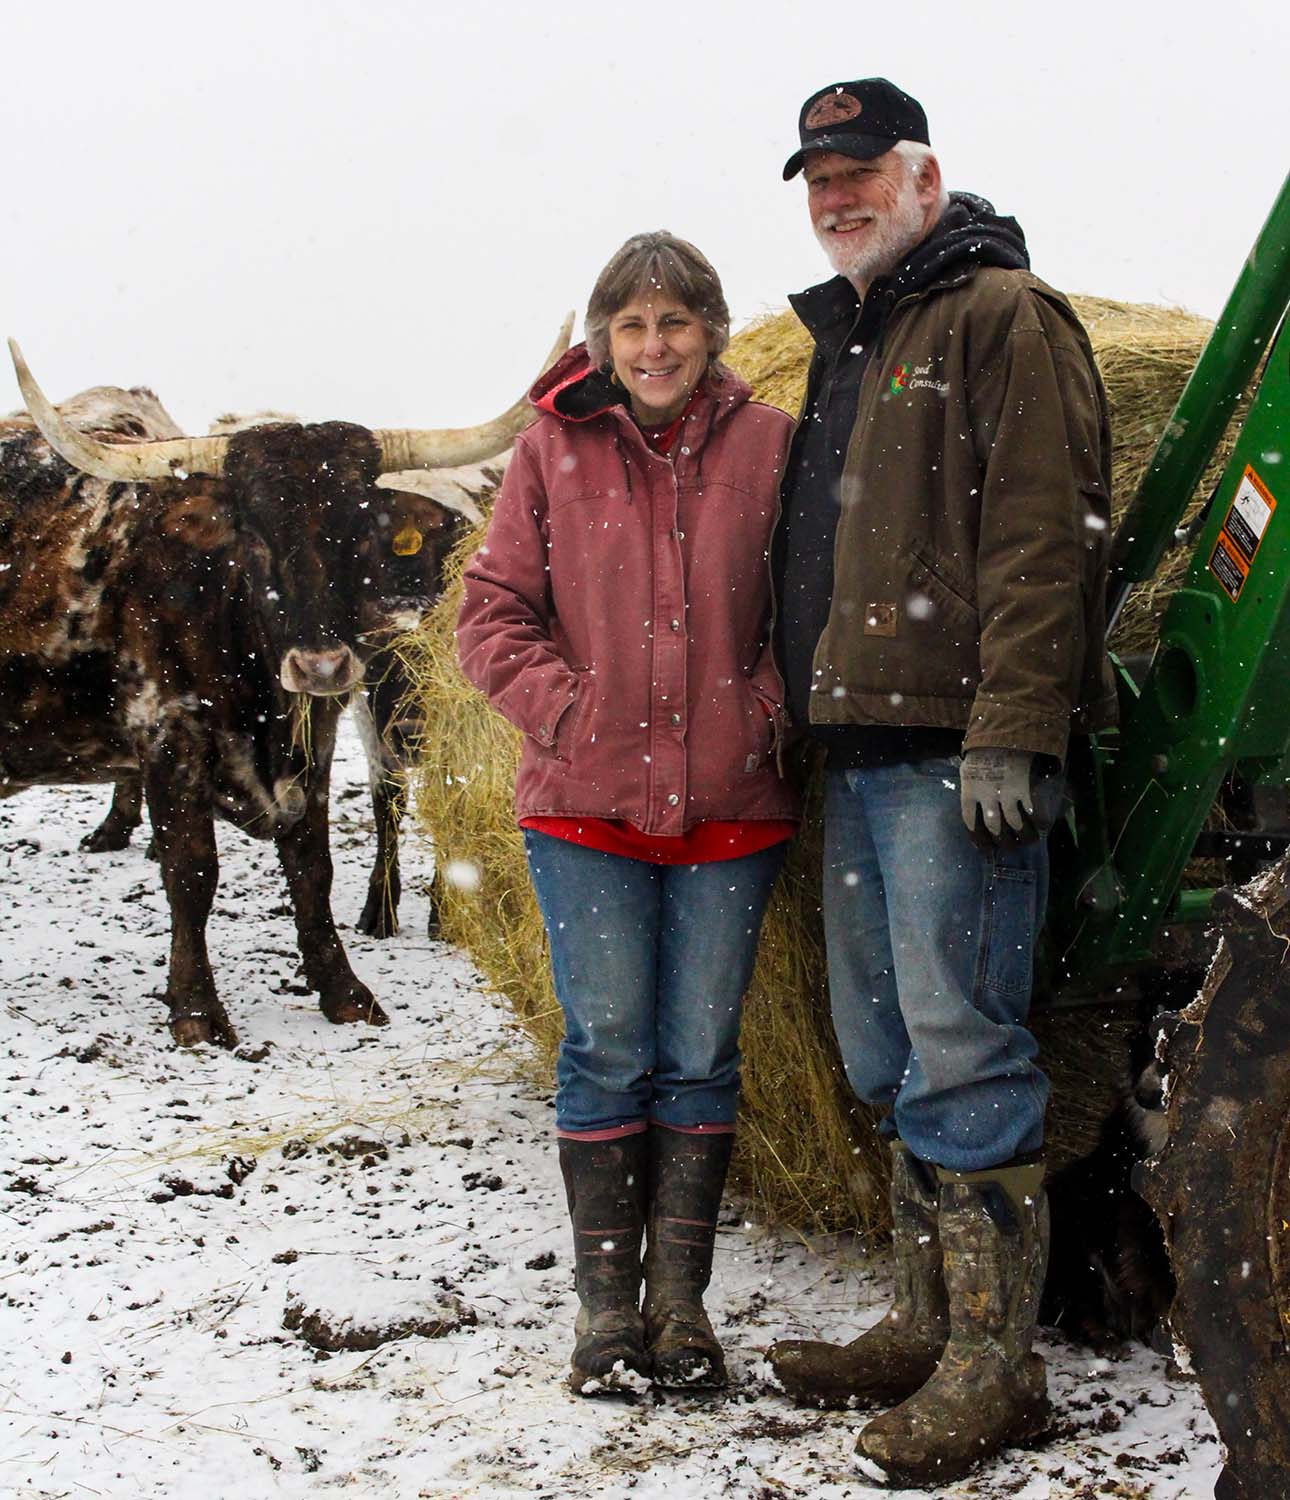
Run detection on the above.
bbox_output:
[404,295,1234,1238]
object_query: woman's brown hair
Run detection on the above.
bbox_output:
[584,231,731,368]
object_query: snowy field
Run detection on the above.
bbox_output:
[0,721,1221,1499]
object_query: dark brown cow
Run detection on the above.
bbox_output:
[78,467,490,934]
[1,327,566,1047]
[5,398,475,920]
[82,444,505,938]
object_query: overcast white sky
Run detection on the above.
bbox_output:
[3,0,1286,433]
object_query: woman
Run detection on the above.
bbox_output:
[457,232,798,1395]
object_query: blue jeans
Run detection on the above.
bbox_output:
[524,830,786,1134]
[822,757,1055,1171]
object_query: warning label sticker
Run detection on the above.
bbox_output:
[1208,466,1276,602]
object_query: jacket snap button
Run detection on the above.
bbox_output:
[539,724,548,737]
[670,713,681,725]
[676,530,685,540]
[667,793,679,806]
[670,619,681,632]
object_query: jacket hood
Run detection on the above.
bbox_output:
[889,190,1029,295]
[528,341,755,425]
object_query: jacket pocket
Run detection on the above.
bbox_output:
[743,680,784,772]
[911,546,977,617]
[549,668,596,762]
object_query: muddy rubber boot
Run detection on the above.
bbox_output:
[642,1127,734,1389]
[557,1133,651,1396]
[856,1161,1051,1487]
[767,1142,948,1409]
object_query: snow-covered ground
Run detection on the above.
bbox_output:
[0,723,1220,1499]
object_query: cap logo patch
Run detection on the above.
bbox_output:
[805,91,863,129]
[392,525,424,556]
[889,363,911,395]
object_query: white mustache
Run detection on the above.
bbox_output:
[817,210,875,231]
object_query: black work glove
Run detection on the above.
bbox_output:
[959,748,1049,850]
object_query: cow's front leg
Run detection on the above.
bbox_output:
[82,773,144,853]
[143,749,236,1049]
[357,767,403,938]
[275,768,388,1028]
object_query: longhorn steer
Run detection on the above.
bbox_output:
[1,326,567,1047]
[82,425,503,939]
[85,450,506,937]
[78,462,488,934]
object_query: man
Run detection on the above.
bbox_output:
[765,79,1116,1485]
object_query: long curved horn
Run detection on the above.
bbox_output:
[374,312,574,473]
[7,339,230,480]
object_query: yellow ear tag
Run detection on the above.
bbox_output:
[392,526,423,556]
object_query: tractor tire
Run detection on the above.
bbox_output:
[1141,853,1290,1500]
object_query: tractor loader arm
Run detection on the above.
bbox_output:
[1048,170,1290,997]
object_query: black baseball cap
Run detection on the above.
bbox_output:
[783,78,929,181]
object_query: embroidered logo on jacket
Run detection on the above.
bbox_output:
[888,360,949,397]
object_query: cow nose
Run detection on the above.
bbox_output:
[280,646,361,696]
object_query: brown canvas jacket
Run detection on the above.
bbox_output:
[806,263,1118,762]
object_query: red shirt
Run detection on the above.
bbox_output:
[521,814,796,864]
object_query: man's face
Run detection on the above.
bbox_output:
[804,149,935,284]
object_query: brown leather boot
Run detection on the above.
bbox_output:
[642,1127,734,1388]
[856,1161,1051,1486]
[557,1133,651,1395]
[767,1142,948,1409]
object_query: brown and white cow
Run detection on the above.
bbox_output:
[1,325,567,1047]
[2,384,182,854]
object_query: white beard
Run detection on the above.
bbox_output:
[815,183,928,286]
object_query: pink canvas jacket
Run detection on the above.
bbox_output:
[456,346,800,836]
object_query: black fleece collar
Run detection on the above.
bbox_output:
[550,365,627,421]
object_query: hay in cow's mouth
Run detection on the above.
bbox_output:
[289,693,314,777]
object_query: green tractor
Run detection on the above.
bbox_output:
[1043,170,1290,1500]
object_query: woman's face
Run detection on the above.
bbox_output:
[607,295,711,426]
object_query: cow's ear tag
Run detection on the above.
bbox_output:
[392,526,423,556]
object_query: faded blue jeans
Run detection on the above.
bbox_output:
[524,830,786,1136]
[822,756,1055,1171]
